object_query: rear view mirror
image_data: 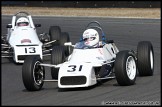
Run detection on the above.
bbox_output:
[64,42,74,47]
[6,24,12,28]
[35,24,41,27]
[64,42,72,46]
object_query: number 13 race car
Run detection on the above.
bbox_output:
[1,11,70,63]
[22,21,154,91]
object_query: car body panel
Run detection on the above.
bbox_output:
[58,43,119,88]
[3,12,43,63]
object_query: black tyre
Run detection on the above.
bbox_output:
[60,32,71,56]
[49,26,61,45]
[115,50,137,86]
[22,55,45,91]
[51,46,65,79]
[137,41,154,76]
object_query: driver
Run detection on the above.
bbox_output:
[16,17,29,27]
[82,28,100,48]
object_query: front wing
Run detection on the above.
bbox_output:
[58,63,100,88]
[13,45,42,63]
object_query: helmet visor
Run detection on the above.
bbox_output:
[18,22,29,26]
[83,37,96,41]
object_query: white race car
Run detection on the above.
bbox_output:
[1,11,70,63]
[22,21,154,91]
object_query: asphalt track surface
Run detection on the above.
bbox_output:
[1,15,161,106]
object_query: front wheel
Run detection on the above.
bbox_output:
[115,50,137,86]
[22,55,45,91]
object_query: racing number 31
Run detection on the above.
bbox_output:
[25,47,36,53]
[67,65,83,72]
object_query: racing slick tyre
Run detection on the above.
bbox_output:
[51,46,65,79]
[22,55,45,91]
[60,32,72,56]
[137,41,154,76]
[49,26,61,45]
[115,50,137,86]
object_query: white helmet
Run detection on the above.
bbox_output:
[83,29,99,47]
[16,17,29,26]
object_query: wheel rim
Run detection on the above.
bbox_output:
[33,61,44,85]
[126,56,136,80]
[150,50,154,70]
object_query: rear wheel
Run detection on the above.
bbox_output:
[51,46,65,79]
[137,41,154,76]
[22,55,45,91]
[115,50,137,86]
[49,26,61,45]
[60,32,71,56]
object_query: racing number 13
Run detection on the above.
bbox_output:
[67,65,83,72]
[25,47,36,53]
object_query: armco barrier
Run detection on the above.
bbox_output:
[1,1,160,8]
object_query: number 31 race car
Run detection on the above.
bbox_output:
[22,21,154,91]
[1,11,70,63]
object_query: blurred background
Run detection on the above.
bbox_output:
[1,1,160,8]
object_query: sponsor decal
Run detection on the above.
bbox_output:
[98,48,103,55]
[21,39,31,43]
[96,57,104,60]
